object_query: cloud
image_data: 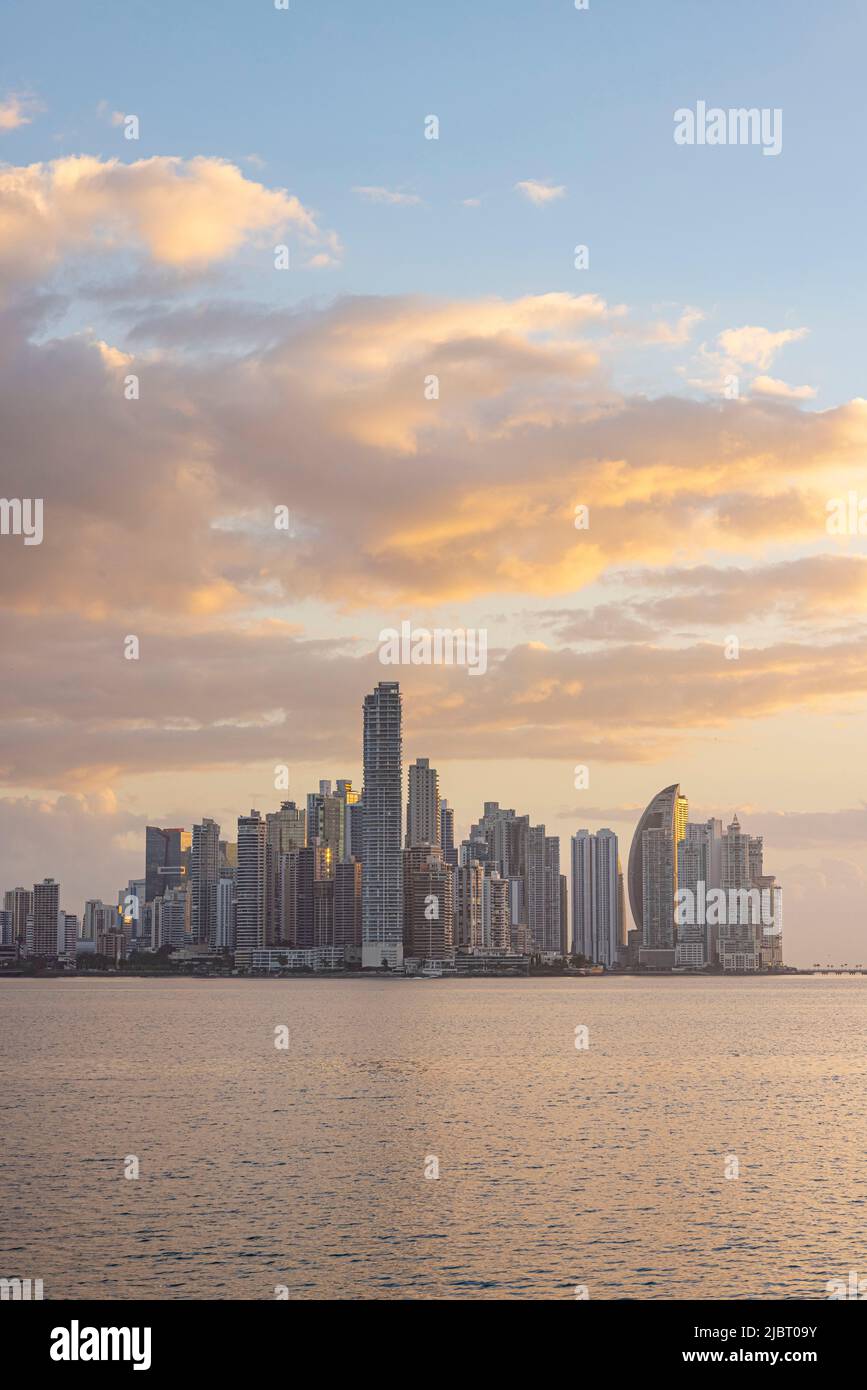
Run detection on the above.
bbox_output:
[751,374,817,401]
[352,185,422,205]
[0,155,341,285]
[514,179,566,205]
[716,324,808,369]
[0,92,42,132]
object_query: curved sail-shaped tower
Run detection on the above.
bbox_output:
[628,784,687,960]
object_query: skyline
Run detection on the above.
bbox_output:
[2,1,866,967]
[3,680,792,971]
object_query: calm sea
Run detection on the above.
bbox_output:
[2,975,865,1300]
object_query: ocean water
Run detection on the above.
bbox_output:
[2,975,865,1300]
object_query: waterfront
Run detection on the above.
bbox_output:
[2,976,866,1300]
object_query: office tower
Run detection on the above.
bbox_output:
[572,829,625,967]
[482,870,510,952]
[628,784,688,967]
[406,757,440,848]
[0,910,10,946]
[145,826,186,904]
[219,840,238,873]
[361,681,403,969]
[190,818,220,946]
[439,799,457,867]
[235,811,267,961]
[334,859,362,949]
[404,845,454,958]
[4,887,32,947]
[527,826,561,954]
[214,876,236,953]
[31,878,60,957]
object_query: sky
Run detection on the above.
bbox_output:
[1,0,866,964]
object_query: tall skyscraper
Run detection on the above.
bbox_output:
[235,811,266,962]
[266,801,306,941]
[482,870,510,952]
[455,860,485,949]
[145,826,186,904]
[334,859,362,950]
[190,818,220,946]
[361,682,403,969]
[32,878,60,957]
[527,826,561,954]
[406,757,440,848]
[628,784,688,968]
[571,828,624,967]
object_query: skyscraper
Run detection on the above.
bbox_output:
[190,818,220,946]
[406,757,440,848]
[334,859,362,951]
[439,799,457,867]
[235,811,266,963]
[266,801,306,941]
[215,875,236,953]
[527,826,561,954]
[145,826,186,904]
[4,887,32,948]
[628,784,688,968]
[361,682,403,969]
[32,878,60,957]
[404,844,454,959]
[571,828,624,967]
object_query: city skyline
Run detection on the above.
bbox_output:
[2,681,793,972]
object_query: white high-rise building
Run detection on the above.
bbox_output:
[571,829,623,967]
[406,757,440,848]
[361,682,403,969]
